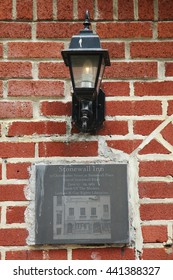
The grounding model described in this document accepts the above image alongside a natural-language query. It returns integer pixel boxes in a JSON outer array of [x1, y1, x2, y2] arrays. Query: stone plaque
[[35, 164, 129, 244]]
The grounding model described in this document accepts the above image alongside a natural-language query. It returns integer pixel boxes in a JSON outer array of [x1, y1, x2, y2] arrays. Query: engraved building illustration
[[53, 195, 111, 240]]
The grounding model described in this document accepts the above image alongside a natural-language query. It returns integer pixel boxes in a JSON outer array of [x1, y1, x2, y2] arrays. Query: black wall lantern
[[61, 11, 111, 133]]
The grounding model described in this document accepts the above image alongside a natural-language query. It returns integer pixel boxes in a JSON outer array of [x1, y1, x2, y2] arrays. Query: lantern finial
[[83, 10, 91, 30]]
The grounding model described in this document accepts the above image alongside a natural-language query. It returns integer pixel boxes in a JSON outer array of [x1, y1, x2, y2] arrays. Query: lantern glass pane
[[71, 55, 99, 88], [96, 58, 105, 93]]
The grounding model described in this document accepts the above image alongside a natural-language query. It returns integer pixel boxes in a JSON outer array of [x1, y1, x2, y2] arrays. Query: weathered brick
[[39, 62, 69, 79], [118, 0, 134, 20], [165, 62, 173, 76], [0, 81, 3, 97], [101, 42, 125, 59], [57, 0, 73, 20], [0, 0, 12, 20], [158, 0, 173, 20], [139, 161, 173, 177], [0, 143, 35, 158], [8, 42, 64, 59], [37, 0, 53, 20], [134, 81, 173, 96], [0, 22, 31, 39], [97, 0, 113, 20], [142, 226, 167, 243], [72, 248, 135, 260], [138, 0, 154, 20], [133, 120, 162, 136], [97, 121, 128, 136], [104, 62, 157, 79], [16, 0, 33, 20], [8, 121, 66, 136], [0, 43, 3, 57], [142, 248, 173, 260], [37, 22, 82, 38], [96, 22, 152, 39], [102, 82, 130, 96], [0, 229, 28, 246], [139, 139, 170, 154], [140, 204, 173, 220], [131, 42, 173, 58], [0, 164, 2, 180], [77, 0, 94, 20], [168, 100, 173, 115], [106, 101, 162, 116], [0, 62, 31, 78], [107, 140, 142, 154], [161, 123, 173, 146], [6, 162, 31, 179], [6, 206, 26, 224], [158, 22, 173, 38], [40, 101, 71, 117], [6, 249, 67, 260], [8, 81, 64, 97], [0, 101, 33, 119], [139, 182, 173, 199], [0, 185, 26, 201], [39, 141, 98, 157]]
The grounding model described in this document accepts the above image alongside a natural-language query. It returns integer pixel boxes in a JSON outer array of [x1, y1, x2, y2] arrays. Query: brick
[[140, 204, 173, 220], [168, 100, 173, 115], [0, 164, 2, 180], [165, 62, 173, 76], [0, 101, 33, 119], [0, 0, 12, 20], [97, 0, 113, 20], [97, 121, 128, 136], [40, 101, 71, 117], [8, 42, 64, 59], [8, 121, 66, 137], [37, 22, 82, 39], [39, 62, 69, 79], [133, 120, 162, 136], [101, 42, 125, 59], [39, 141, 98, 157], [0, 143, 35, 158], [131, 42, 173, 58], [0, 62, 31, 78], [104, 62, 157, 79], [0, 23, 31, 38], [161, 123, 173, 146], [6, 206, 26, 224], [16, 0, 33, 20], [0, 229, 27, 246], [6, 163, 31, 179], [139, 161, 173, 177], [134, 81, 173, 96], [107, 140, 142, 154], [102, 82, 130, 96], [158, 0, 173, 20], [139, 182, 173, 199], [96, 22, 152, 39], [8, 81, 64, 97], [158, 22, 173, 38], [0, 185, 26, 201], [138, 0, 154, 20], [77, 0, 94, 20], [142, 226, 167, 243], [37, 0, 53, 20], [106, 101, 162, 116], [57, 0, 73, 20], [142, 248, 173, 260], [118, 0, 134, 20], [6, 249, 67, 260], [139, 139, 170, 154], [72, 248, 135, 260]]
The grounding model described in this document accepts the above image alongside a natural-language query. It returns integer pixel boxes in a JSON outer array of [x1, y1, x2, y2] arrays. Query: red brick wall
[[0, 0, 173, 260]]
